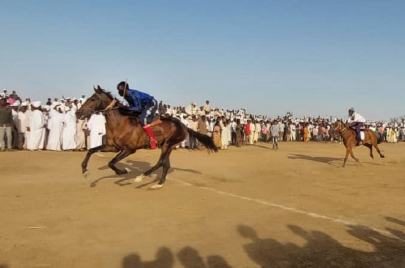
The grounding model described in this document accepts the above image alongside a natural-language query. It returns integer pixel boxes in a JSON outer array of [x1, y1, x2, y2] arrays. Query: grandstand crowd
[[0, 89, 404, 152]]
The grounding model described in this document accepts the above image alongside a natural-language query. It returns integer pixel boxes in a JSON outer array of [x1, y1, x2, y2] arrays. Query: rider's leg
[[141, 103, 158, 149]]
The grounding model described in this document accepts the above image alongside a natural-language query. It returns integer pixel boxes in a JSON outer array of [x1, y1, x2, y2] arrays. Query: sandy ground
[[0, 141, 405, 268]]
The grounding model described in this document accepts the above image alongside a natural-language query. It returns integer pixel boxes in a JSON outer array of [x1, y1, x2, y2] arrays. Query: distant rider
[[347, 108, 365, 141]]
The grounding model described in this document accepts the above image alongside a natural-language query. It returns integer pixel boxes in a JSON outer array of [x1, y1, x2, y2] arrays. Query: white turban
[[31, 101, 41, 108]]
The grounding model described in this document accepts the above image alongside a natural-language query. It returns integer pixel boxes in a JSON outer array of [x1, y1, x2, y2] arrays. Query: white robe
[[249, 123, 255, 144], [46, 110, 64, 151], [24, 110, 32, 149], [17, 111, 28, 148], [75, 119, 86, 149], [221, 125, 230, 149], [27, 110, 45, 150], [87, 114, 106, 149], [180, 117, 190, 148], [40, 112, 49, 149], [62, 111, 77, 150]]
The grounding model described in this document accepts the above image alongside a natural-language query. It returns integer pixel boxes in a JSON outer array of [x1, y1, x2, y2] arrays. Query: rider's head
[[117, 81, 129, 97], [348, 108, 355, 116]]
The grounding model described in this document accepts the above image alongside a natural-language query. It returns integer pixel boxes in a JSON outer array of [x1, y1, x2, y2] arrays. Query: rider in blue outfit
[[117, 81, 158, 149]]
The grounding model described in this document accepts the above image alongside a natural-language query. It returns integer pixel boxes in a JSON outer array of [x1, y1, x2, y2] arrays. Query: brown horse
[[331, 120, 384, 167], [75, 86, 217, 189]]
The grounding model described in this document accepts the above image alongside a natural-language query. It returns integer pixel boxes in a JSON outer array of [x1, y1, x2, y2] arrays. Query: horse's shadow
[[252, 144, 272, 150], [91, 160, 201, 188], [288, 154, 342, 166]]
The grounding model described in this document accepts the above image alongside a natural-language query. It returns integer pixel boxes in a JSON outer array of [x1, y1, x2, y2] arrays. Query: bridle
[[332, 120, 347, 135], [94, 92, 118, 113], [79, 92, 118, 119]]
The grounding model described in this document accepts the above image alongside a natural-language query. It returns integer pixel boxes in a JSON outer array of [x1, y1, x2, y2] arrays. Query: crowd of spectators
[[0, 88, 404, 152]]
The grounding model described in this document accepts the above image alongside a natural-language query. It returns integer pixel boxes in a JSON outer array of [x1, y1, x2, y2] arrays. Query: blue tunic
[[124, 89, 154, 112]]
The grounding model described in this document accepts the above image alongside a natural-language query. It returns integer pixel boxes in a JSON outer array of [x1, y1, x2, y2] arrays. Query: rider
[[117, 81, 158, 149], [347, 108, 366, 141]]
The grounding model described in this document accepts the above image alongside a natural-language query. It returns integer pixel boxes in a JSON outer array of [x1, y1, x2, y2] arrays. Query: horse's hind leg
[[374, 144, 385, 158], [134, 143, 171, 183], [151, 148, 173, 190], [134, 158, 163, 183], [364, 144, 373, 159], [108, 148, 135, 175]]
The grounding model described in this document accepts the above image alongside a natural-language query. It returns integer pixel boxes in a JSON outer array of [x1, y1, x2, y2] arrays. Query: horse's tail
[[187, 128, 218, 153]]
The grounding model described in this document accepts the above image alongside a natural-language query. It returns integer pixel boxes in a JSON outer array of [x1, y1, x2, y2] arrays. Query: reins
[[332, 121, 347, 136], [92, 93, 119, 115]]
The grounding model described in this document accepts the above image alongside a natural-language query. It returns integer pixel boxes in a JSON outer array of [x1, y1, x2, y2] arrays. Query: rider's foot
[[150, 139, 157, 149]]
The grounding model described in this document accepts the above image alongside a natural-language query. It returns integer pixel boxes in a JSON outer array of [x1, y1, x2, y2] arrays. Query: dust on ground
[[1, 142, 405, 268]]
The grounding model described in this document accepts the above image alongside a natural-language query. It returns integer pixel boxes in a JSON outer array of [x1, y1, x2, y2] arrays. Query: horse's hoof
[[83, 170, 89, 177], [134, 175, 145, 183], [125, 167, 131, 173], [150, 184, 163, 190]]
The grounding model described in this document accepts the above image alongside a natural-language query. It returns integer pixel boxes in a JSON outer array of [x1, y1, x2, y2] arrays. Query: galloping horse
[[76, 86, 217, 189], [331, 119, 384, 167]]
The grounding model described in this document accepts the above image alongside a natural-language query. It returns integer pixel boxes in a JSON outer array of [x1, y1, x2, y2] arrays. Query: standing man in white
[[27, 101, 45, 151]]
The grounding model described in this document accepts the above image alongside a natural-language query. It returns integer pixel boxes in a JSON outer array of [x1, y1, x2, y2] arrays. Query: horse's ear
[[94, 85, 101, 93], [93, 86, 97, 93]]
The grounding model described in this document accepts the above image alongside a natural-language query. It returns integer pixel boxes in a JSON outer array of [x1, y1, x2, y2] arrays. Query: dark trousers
[[351, 122, 364, 140], [231, 132, 236, 145], [189, 136, 196, 149], [272, 136, 278, 149]]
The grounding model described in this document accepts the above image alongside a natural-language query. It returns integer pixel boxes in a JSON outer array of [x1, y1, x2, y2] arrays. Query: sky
[[1, 0, 404, 121]]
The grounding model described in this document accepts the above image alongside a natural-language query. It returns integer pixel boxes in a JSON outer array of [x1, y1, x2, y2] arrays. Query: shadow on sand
[[90, 160, 201, 188], [120, 217, 405, 267], [288, 154, 342, 166], [238, 217, 405, 268], [122, 246, 231, 268]]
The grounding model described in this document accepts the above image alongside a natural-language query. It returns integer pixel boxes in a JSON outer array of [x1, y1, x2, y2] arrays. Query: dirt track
[[1, 142, 405, 268]]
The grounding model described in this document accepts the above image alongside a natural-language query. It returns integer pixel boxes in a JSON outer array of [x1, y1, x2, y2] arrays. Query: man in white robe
[[254, 121, 260, 142], [27, 101, 45, 151], [221, 120, 230, 150], [290, 123, 296, 141], [87, 112, 106, 149], [62, 107, 77, 150], [46, 106, 64, 151], [249, 121, 255, 145], [40, 106, 50, 149], [180, 114, 190, 148]]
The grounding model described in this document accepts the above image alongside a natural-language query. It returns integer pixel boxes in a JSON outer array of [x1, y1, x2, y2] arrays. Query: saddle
[[118, 107, 142, 116], [348, 127, 365, 141]]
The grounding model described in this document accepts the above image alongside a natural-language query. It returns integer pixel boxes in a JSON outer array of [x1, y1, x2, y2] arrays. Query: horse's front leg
[[108, 148, 135, 175], [82, 145, 104, 175], [342, 148, 350, 168], [82, 144, 118, 175], [349, 149, 362, 166]]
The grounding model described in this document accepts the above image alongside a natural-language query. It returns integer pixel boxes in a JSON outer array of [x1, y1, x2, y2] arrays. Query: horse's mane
[[98, 87, 124, 107]]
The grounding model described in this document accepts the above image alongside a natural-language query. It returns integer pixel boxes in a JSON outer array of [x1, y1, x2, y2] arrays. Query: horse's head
[[331, 119, 346, 133], [76, 85, 114, 119]]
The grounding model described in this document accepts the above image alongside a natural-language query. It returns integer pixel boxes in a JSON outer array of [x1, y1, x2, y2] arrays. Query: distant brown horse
[[331, 120, 384, 167], [76, 86, 217, 189]]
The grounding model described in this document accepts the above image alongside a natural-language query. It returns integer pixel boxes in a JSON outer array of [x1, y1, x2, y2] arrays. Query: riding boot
[[143, 125, 157, 149]]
